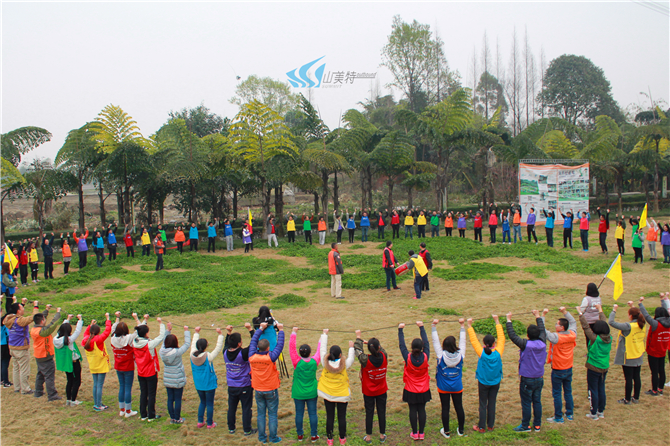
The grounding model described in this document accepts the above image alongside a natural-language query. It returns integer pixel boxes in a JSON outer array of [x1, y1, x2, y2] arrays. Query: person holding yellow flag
[[629, 217, 644, 264], [608, 301, 646, 405]]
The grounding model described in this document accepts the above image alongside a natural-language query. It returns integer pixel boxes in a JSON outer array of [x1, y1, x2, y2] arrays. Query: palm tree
[[370, 131, 415, 208], [634, 108, 670, 212], [1, 159, 26, 243]]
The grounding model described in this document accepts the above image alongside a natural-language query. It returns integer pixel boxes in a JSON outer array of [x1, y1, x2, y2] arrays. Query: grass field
[[1, 224, 669, 446]]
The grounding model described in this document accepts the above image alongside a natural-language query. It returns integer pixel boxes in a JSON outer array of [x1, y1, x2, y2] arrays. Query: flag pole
[[598, 253, 620, 289]]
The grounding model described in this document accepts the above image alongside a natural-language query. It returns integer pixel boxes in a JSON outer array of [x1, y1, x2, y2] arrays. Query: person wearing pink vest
[[132, 318, 167, 421], [398, 321, 431, 441], [579, 211, 591, 252]]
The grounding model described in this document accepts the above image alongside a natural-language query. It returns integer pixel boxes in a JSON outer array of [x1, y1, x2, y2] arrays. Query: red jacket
[[598, 219, 609, 233], [135, 343, 160, 377], [123, 233, 134, 247], [19, 250, 28, 265], [647, 324, 670, 358], [113, 344, 135, 372]]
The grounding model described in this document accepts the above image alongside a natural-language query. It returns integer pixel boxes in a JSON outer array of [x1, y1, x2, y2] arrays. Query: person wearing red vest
[[377, 210, 388, 240], [382, 241, 399, 292], [398, 321, 431, 441], [17, 241, 29, 286], [132, 318, 167, 421], [123, 225, 135, 257], [638, 297, 670, 395], [596, 208, 610, 253], [355, 330, 388, 444], [646, 218, 659, 260], [542, 307, 577, 423], [31, 305, 62, 401], [488, 210, 498, 244], [391, 210, 400, 239], [268, 214, 280, 248], [328, 244, 344, 299], [470, 210, 484, 242], [154, 236, 164, 271], [111, 312, 146, 417]]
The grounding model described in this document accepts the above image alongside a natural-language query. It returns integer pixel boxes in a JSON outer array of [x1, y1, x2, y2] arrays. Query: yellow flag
[[638, 204, 647, 229], [248, 208, 253, 228], [3, 243, 18, 272], [604, 254, 624, 301]]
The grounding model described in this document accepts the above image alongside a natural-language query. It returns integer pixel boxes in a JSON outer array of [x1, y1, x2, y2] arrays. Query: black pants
[[208, 237, 216, 252], [155, 254, 163, 271], [176, 242, 183, 253], [489, 225, 497, 243], [1, 344, 10, 384], [126, 245, 134, 257], [78, 251, 87, 268], [474, 227, 482, 242], [408, 402, 427, 434], [336, 229, 342, 243], [44, 256, 54, 279], [563, 229, 572, 248], [30, 262, 39, 280], [527, 225, 538, 243], [139, 374, 158, 419], [305, 230, 312, 244], [378, 226, 385, 239], [288, 231, 296, 243], [417, 225, 425, 238], [65, 360, 81, 401], [421, 274, 429, 291], [392, 224, 400, 239], [546, 228, 554, 247], [19, 264, 28, 285], [431, 225, 439, 237], [348, 229, 355, 243], [142, 245, 151, 256], [617, 239, 625, 255], [440, 392, 464, 434], [580, 229, 589, 250], [190, 239, 198, 251], [633, 247, 643, 263], [622, 365, 641, 401], [108, 244, 117, 260], [477, 382, 500, 429], [446, 228, 452, 237], [648, 355, 666, 392], [244, 243, 250, 253], [64, 261, 70, 275], [227, 385, 253, 432], [363, 393, 387, 436], [458, 229, 465, 238], [324, 400, 347, 440], [599, 233, 608, 252]]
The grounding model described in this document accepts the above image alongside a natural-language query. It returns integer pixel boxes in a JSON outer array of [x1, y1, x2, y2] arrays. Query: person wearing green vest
[[290, 327, 328, 442], [577, 304, 611, 420], [630, 219, 644, 263], [156, 224, 168, 254], [430, 211, 441, 237], [302, 214, 313, 245], [54, 314, 84, 407]]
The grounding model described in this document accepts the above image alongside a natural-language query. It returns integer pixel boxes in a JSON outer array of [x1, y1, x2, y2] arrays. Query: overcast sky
[[3, 1, 668, 164]]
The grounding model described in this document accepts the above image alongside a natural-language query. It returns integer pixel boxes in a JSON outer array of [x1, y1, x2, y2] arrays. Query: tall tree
[[23, 159, 76, 231], [1, 159, 26, 243], [1, 126, 52, 167], [633, 108, 670, 212], [168, 104, 227, 138], [475, 72, 507, 122], [370, 131, 415, 208], [230, 75, 299, 117]]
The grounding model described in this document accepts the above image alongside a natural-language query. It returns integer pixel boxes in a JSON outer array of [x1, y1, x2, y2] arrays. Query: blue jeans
[[92, 373, 106, 407], [513, 226, 522, 243], [385, 268, 397, 290], [405, 226, 413, 239], [502, 230, 510, 243], [116, 370, 134, 409], [197, 389, 216, 425], [587, 369, 607, 415], [294, 397, 318, 437], [256, 389, 280, 443], [519, 376, 543, 428], [580, 229, 589, 250], [413, 275, 424, 299], [551, 368, 573, 419], [664, 245, 670, 263], [361, 227, 369, 242], [167, 387, 184, 420]]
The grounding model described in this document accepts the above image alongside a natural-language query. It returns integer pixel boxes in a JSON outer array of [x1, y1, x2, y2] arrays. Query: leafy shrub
[[471, 317, 526, 339], [518, 279, 536, 284], [349, 244, 366, 250], [104, 282, 129, 290], [426, 307, 460, 316], [266, 293, 308, 309]]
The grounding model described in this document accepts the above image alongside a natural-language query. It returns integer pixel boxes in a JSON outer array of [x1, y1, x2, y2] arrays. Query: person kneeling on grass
[[576, 303, 611, 421], [292, 327, 327, 443], [191, 327, 225, 429], [159, 325, 191, 424], [542, 307, 577, 423], [507, 310, 546, 433], [54, 314, 83, 407], [133, 317, 167, 422]]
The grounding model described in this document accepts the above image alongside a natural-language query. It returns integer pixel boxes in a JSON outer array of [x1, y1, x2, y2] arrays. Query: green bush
[[104, 282, 129, 290], [518, 279, 536, 284], [266, 293, 308, 309], [471, 317, 526, 339], [426, 307, 460, 316]]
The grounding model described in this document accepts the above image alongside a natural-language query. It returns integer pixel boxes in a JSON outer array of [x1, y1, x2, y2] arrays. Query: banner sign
[[518, 163, 590, 225]]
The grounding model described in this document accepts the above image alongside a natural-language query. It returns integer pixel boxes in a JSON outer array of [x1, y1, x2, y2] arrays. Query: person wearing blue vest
[[224, 322, 257, 436], [431, 318, 466, 439], [507, 310, 547, 433], [346, 210, 357, 243], [106, 224, 118, 261], [190, 326, 225, 429], [92, 229, 105, 267], [360, 212, 371, 242], [542, 208, 555, 247], [189, 223, 199, 252], [223, 218, 234, 251], [501, 211, 511, 244], [207, 219, 218, 253], [1, 312, 11, 387], [560, 208, 574, 248]]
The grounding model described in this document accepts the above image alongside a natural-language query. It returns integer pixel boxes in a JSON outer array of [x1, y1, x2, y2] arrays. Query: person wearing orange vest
[[542, 307, 577, 423], [638, 296, 670, 396], [355, 330, 388, 444], [317, 216, 328, 245], [83, 314, 112, 411], [511, 203, 523, 243], [31, 305, 62, 401], [133, 317, 167, 421], [382, 241, 399, 292], [174, 226, 186, 253], [60, 233, 72, 275], [249, 321, 285, 444], [646, 218, 659, 260], [609, 302, 646, 404], [328, 243, 344, 299], [443, 212, 453, 237], [398, 321, 431, 441]]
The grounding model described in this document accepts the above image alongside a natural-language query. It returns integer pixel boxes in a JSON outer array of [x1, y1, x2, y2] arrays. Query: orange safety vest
[[62, 244, 72, 257], [318, 221, 327, 231], [31, 326, 55, 359], [444, 217, 453, 228], [249, 353, 280, 391], [174, 231, 185, 242], [546, 331, 577, 371]]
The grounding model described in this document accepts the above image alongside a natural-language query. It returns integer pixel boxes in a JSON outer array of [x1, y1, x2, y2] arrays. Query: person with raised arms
[[54, 313, 84, 406], [576, 303, 611, 421], [82, 312, 112, 411], [398, 321, 431, 441], [608, 301, 645, 405], [191, 326, 225, 429], [318, 336, 355, 446], [159, 324, 191, 424], [111, 312, 146, 418], [133, 316, 167, 421], [224, 322, 257, 436], [542, 307, 577, 423], [3, 298, 41, 394], [355, 329, 387, 444], [31, 303, 62, 400], [637, 295, 670, 396]]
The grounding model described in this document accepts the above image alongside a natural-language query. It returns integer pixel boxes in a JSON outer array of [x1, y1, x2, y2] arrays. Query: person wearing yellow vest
[[614, 216, 626, 256], [542, 307, 577, 423], [609, 302, 646, 404], [318, 339, 355, 446], [249, 322, 285, 444], [31, 305, 62, 401], [28, 241, 39, 283], [577, 304, 611, 420], [82, 314, 112, 411], [405, 250, 428, 300], [140, 226, 152, 256], [54, 314, 84, 406], [133, 318, 167, 421], [416, 210, 427, 238], [398, 321, 431, 441], [286, 213, 297, 244], [404, 211, 415, 240]]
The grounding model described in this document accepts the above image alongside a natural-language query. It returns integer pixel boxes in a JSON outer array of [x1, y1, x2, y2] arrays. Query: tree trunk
[[159, 197, 165, 224], [98, 183, 107, 226], [360, 170, 367, 210], [275, 185, 285, 237], [190, 182, 197, 224], [388, 179, 394, 209], [146, 192, 153, 226], [77, 177, 85, 229], [313, 191, 320, 215], [367, 167, 373, 211], [654, 141, 660, 212], [333, 171, 340, 211], [321, 171, 329, 228], [604, 180, 610, 208], [407, 187, 413, 208], [123, 156, 131, 226], [261, 177, 270, 223], [233, 185, 238, 219], [117, 189, 124, 226]]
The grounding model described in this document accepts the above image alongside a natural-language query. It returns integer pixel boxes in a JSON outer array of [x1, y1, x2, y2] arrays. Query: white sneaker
[[585, 413, 599, 421], [119, 410, 126, 417], [125, 410, 138, 418], [665, 382, 670, 387], [597, 411, 604, 419], [71, 400, 82, 406]]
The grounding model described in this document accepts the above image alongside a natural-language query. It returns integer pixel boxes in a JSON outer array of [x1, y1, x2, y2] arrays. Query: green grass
[[103, 282, 129, 290], [265, 293, 308, 309], [471, 317, 527, 339], [432, 262, 517, 281], [426, 307, 461, 316], [518, 279, 536, 284]]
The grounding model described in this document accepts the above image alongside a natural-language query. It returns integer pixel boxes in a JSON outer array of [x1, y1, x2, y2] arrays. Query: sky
[[2, 1, 669, 164]]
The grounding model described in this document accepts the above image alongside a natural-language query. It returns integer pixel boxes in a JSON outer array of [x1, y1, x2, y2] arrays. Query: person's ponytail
[[195, 338, 208, 357], [629, 307, 645, 329], [483, 334, 495, 355], [367, 338, 381, 357], [84, 324, 100, 351]]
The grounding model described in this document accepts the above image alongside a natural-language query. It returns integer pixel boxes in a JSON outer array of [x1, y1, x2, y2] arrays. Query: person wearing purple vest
[[526, 208, 538, 244], [224, 323, 258, 436], [3, 299, 41, 394], [507, 310, 547, 433], [73, 228, 89, 269]]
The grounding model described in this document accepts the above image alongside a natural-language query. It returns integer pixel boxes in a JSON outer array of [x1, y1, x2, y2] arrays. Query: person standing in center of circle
[[328, 243, 344, 300]]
